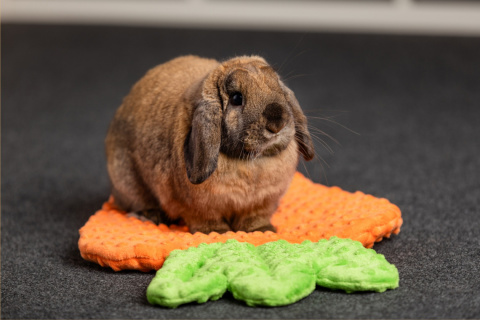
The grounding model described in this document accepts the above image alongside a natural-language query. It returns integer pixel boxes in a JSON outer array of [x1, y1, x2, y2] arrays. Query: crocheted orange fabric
[[78, 173, 402, 272]]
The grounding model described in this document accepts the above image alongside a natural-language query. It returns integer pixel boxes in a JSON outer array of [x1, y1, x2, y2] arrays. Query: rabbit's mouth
[[220, 137, 289, 160], [241, 125, 295, 159], [259, 132, 294, 157], [220, 119, 295, 160]]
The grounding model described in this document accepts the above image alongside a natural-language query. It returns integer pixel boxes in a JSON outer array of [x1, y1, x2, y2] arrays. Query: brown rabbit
[[105, 55, 314, 234]]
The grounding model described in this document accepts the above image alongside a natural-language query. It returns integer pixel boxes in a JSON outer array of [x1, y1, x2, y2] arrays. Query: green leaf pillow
[[147, 237, 399, 307]]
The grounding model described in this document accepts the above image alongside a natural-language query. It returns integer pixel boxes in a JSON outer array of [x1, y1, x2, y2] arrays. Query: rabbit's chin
[[238, 138, 292, 160]]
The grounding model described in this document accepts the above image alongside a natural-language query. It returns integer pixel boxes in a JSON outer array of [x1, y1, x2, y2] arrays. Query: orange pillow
[[79, 173, 402, 272]]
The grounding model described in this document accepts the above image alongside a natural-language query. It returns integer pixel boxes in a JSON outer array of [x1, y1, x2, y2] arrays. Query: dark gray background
[[2, 24, 479, 318]]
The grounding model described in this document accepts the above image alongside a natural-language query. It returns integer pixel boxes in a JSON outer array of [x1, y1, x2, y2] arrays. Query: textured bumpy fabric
[[146, 238, 399, 308], [78, 172, 402, 271]]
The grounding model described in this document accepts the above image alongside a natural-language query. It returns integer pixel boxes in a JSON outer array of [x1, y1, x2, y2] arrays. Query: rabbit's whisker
[[295, 134, 330, 185], [282, 73, 311, 82], [307, 125, 340, 147], [275, 36, 306, 74], [306, 115, 359, 136], [308, 132, 334, 155]]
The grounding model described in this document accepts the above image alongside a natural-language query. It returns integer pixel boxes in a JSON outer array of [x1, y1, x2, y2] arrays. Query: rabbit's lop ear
[[184, 78, 223, 184], [281, 81, 315, 161]]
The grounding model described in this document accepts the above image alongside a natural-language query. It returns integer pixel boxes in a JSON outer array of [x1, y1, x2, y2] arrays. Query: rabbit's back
[[105, 56, 219, 212]]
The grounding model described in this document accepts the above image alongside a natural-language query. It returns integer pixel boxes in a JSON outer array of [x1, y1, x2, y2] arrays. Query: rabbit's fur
[[106, 55, 314, 234]]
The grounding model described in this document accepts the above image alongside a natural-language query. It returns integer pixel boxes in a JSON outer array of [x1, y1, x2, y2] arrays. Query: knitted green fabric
[[146, 237, 399, 308]]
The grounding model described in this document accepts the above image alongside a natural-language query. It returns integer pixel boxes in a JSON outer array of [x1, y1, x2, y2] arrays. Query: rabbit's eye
[[230, 92, 243, 106]]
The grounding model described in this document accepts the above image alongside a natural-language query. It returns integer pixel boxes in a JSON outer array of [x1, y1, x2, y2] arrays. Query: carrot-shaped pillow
[[79, 173, 403, 272]]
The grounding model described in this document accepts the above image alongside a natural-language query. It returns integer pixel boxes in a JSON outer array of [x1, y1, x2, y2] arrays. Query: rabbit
[[105, 55, 314, 234]]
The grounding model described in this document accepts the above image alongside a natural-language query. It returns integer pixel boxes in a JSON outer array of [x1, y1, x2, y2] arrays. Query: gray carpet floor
[[2, 24, 479, 318]]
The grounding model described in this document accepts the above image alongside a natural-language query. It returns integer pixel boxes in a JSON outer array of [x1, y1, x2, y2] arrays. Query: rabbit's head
[[185, 56, 314, 184]]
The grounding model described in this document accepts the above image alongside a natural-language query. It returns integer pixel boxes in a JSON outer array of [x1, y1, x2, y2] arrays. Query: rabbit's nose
[[266, 120, 286, 134], [264, 103, 287, 134]]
